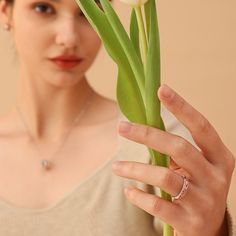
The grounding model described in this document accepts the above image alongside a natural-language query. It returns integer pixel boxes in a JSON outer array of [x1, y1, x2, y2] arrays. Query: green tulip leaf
[[116, 65, 146, 124], [144, 0, 151, 42], [75, 0, 146, 123], [130, 9, 142, 61], [74, 0, 173, 234], [99, 0, 146, 100]]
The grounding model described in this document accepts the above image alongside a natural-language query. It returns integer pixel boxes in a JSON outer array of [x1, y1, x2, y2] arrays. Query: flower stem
[[163, 223, 174, 236], [134, 6, 148, 74]]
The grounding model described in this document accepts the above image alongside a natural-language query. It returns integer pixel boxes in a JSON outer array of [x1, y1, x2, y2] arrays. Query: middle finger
[[118, 121, 211, 181]]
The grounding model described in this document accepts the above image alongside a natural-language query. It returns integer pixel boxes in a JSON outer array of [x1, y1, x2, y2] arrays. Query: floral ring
[[172, 174, 190, 201]]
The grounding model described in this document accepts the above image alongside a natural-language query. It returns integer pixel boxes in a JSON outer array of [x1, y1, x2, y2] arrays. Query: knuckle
[[176, 96, 185, 111], [174, 138, 192, 156], [209, 171, 229, 196], [161, 170, 175, 187], [126, 162, 137, 175], [196, 116, 212, 134], [152, 197, 162, 215], [217, 175, 228, 191], [191, 215, 205, 230], [209, 169, 228, 195], [143, 126, 150, 142], [205, 196, 216, 212], [205, 168, 228, 195], [198, 194, 215, 216], [143, 126, 156, 145], [143, 126, 152, 140], [226, 152, 235, 173], [199, 193, 214, 211], [130, 124, 138, 135], [218, 149, 235, 178], [219, 170, 228, 184]]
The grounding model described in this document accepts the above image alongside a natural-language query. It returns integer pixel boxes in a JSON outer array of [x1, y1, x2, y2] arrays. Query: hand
[[112, 84, 235, 236]]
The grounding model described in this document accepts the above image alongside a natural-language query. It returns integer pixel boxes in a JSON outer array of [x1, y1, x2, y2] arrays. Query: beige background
[[0, 0, 235, 223]]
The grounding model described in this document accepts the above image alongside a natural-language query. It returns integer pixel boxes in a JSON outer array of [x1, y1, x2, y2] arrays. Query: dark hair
[[1, 0, 13, 7], [4, 0, 112, 5], [4, 0, 14, 4]]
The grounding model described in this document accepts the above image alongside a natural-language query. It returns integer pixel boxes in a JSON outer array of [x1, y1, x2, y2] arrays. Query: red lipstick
[[50, 55, 83, 70]]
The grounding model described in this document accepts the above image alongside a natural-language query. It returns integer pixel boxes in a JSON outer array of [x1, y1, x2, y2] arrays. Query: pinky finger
[[124, 186, 184, 229]]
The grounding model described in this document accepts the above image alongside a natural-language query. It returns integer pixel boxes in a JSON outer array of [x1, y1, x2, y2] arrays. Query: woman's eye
[[32, 2, 92, 21], [33, 3, 54, 14]]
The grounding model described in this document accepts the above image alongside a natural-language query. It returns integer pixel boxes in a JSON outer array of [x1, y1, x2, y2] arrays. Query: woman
[[0, 0, 235, 235]]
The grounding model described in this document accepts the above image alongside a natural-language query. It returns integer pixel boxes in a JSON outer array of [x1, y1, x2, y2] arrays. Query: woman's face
[[8, 0, 102, 87]]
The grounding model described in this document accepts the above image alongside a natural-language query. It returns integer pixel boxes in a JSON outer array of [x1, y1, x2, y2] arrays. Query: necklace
[[15, 90, 94, 171]]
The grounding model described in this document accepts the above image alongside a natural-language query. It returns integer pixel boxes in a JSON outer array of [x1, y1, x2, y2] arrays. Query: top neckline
[[0, 109, 127, 214]]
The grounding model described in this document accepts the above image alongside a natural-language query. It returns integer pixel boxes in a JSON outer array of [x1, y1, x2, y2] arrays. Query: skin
[[0, 0, 119, 209], [0, 0, 109, 143], [0, 0, 235, 235], [113, 84, 235, 236]]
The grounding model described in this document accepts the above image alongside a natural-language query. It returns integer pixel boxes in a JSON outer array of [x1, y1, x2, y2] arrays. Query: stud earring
[[4, 23, 10, 31]]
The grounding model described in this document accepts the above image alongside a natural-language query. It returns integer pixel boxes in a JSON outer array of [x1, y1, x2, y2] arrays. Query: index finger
[[158, 84, 225, 166]]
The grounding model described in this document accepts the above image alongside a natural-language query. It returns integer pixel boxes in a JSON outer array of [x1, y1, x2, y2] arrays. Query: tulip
[[75, 0, 174, 235], [119, 0, 148, 7]]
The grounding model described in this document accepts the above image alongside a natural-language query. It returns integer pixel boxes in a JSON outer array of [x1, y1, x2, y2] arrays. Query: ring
[[172, 174, 190, 201]]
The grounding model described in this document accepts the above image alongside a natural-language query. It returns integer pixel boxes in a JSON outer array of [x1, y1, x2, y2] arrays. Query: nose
[[55, 16, 79, 49]]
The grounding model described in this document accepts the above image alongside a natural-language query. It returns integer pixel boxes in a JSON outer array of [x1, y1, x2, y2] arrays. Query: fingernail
[[124, 186, 134, 196], [119, 121, 132, 133], [124, 187, 130, 195], [161, 84, 173, 99], [112, 161, 123, 170]]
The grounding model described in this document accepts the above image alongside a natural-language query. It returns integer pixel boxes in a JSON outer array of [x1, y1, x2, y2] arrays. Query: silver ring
[[172, 175, 189, 201]]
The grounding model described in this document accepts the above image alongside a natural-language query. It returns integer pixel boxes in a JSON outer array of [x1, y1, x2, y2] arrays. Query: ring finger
[[112, 160, 190, 198]]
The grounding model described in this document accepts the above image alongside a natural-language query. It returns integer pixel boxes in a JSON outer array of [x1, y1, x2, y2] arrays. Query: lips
[[50, 57, 83, 70]]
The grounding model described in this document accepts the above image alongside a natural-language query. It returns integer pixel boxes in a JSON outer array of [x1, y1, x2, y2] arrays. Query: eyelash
[[33, 3, 86, 18]]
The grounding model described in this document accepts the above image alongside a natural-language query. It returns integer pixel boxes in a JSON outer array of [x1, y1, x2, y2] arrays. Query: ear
[[0, 0, 13, 27]]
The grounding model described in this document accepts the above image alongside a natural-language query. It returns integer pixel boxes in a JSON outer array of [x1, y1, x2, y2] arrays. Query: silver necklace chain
[[15, 90, 94, 171]]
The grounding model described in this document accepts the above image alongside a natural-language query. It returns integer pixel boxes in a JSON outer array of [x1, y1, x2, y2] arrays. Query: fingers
[[112, 161, 186, 197], [123, 185, 185, 229], [158, 84, 226, 166], [118, 121, 210, 181]]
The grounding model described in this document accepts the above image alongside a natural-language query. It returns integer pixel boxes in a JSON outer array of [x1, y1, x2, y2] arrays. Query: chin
[[46, 76, 83, 88]]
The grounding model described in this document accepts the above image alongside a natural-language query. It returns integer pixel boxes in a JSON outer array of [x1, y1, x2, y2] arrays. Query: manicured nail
[[119, 121, 132, 133], [161, 84, 173, 99]]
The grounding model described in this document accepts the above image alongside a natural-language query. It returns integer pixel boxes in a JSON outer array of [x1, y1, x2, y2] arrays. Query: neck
[[14, 74, 96, 143]]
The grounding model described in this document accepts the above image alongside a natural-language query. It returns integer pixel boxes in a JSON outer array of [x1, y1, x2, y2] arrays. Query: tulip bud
[[119, 0, 148, 7]]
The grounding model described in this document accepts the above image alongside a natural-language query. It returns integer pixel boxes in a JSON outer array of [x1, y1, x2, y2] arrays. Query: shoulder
[[0, 107, 22, 140], [88, 93, 119, 124]]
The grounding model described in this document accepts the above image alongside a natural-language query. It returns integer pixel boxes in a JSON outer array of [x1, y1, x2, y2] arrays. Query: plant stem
[[163, 223, 174, 236], [149, 150, 174, 236], [134, 7, 148, 74]]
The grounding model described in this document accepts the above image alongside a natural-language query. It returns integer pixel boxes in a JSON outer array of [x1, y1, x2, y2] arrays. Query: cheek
[[82, 27, 101, 59], [12, 19, 44, 65]]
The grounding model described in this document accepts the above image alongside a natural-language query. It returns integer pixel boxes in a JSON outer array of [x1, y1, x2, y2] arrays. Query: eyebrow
[[48, 0, 60, 2]]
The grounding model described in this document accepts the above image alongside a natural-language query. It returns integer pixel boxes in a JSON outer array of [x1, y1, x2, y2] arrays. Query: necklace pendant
[[41, 160, 52, 170]]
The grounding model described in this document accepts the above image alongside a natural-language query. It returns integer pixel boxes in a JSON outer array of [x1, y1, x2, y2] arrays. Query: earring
[[4, 23, 10, 31]]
